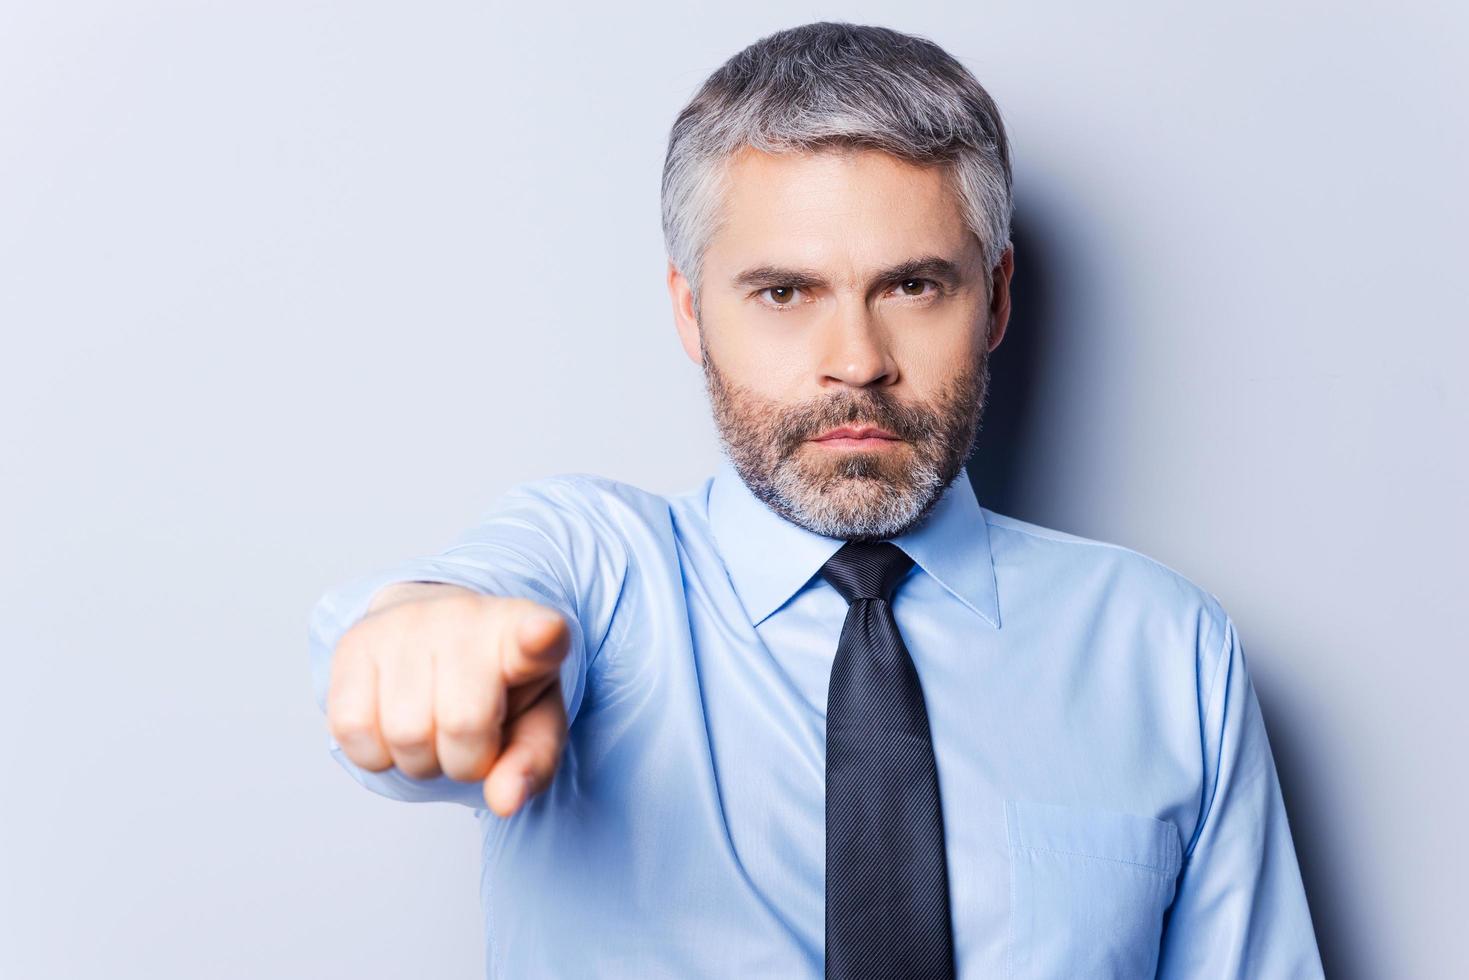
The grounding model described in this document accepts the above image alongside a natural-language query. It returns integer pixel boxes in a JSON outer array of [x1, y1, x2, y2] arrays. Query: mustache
[[772, 391, 935, 446]]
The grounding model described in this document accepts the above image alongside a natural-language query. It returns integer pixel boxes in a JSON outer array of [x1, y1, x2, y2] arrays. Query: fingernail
[[518, 772, 536, 809]]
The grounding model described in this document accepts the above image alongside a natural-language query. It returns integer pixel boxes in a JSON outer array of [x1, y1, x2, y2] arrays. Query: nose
[[816, 301, 898, 389]]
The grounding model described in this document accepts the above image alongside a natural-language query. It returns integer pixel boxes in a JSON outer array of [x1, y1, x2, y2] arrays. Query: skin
[[328, 585, 572, 817], [328, 144, 1016, 819], [668, 145, 1014, 540]]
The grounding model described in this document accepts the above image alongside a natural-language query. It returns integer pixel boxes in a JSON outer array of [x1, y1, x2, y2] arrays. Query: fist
[[326, 588, 571, 817]]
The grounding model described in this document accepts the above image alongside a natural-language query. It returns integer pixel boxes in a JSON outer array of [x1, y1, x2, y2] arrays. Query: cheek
[[731, 356, 808, 407], [704, 313, 812, 394], [890, 334, 975, 390]]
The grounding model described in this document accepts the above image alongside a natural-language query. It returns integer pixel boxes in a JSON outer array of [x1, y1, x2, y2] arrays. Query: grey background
[[2, 2, 1464, 977]]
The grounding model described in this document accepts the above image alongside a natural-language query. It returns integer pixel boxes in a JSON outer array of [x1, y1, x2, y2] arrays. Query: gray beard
[[700, 332, 990, 541]]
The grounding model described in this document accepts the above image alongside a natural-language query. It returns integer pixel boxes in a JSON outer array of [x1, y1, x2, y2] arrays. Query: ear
[[667, 260, 703, 366], [985, 245, 1015, 353]]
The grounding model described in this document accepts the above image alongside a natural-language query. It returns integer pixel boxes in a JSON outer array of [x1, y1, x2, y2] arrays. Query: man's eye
[[895, 278, 937, 298], [760, 286, 801, 307]]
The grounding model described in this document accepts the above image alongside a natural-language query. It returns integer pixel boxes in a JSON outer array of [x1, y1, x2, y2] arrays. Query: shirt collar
[[706, 456, 1001, 630]]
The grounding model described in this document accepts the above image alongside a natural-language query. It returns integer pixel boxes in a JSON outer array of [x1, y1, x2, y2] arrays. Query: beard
[[700, 330, 991, 542]]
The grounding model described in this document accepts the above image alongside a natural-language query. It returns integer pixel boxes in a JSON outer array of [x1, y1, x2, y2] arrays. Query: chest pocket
[[1004, 798, 1182, 980]]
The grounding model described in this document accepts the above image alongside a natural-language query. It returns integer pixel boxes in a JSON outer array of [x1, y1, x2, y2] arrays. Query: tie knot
[[820, 540, 915, 604]]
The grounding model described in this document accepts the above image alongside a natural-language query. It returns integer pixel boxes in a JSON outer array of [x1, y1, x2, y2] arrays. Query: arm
[[1155, 613, 1324, 977], [305, 476, 630, 810]]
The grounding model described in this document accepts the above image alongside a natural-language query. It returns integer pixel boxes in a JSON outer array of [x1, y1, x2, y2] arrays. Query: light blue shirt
[[307, 460, 1324, 978]]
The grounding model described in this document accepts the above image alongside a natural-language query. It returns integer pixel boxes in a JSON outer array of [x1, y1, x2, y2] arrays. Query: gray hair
[[661, 21, 1014, 319]]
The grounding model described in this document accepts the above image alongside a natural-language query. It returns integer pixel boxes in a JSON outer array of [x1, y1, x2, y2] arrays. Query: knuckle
[[343, 743, 390, 771], [327, 708, 375, 743], [440, 752, 494, 782], [397, 759, 441, 779], [380, 718, 434, 750], [437, 706, 493, 740]]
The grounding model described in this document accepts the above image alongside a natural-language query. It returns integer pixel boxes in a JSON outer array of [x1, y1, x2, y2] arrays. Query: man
[[308, 21, 1324, 979]]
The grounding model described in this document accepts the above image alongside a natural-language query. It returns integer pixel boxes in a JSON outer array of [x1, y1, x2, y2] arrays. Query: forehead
[[708, 145, 974, 267]]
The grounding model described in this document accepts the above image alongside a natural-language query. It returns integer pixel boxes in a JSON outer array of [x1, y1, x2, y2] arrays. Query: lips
[[811, 425, 901, 441]]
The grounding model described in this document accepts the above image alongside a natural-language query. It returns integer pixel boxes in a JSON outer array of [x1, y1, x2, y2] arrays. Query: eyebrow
[[730, 254, 966, 293]]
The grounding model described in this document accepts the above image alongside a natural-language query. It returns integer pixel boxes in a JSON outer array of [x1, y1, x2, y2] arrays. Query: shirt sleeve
[[1154, 612, 1325, 978], [305, 475, 630, 810]]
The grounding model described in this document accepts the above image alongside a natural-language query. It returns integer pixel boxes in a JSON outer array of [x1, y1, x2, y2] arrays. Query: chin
[[806, 445, 910, 480]]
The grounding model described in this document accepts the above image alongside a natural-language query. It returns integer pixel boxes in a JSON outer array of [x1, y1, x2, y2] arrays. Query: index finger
[[499, 603, 571, 688]]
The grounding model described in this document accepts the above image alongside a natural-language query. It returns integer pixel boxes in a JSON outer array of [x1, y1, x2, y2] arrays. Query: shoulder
[[507, 471, 674, 517], [500, 470, 658, 508], [982, 508, 1220, 604], [982, 507, 1232, 661], [491, 471, 680, 552]]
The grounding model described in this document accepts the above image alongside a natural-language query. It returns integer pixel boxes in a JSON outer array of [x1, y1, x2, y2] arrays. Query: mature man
[[309, 21, 1324, 978]]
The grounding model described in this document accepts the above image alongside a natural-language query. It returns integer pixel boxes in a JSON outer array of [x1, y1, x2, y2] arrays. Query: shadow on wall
[[966, 205, 1353, 978], [966, 212, 1051, 521], [1252, 661, 1357, 979]]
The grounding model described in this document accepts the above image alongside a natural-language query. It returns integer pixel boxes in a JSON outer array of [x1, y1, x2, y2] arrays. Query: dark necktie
[[821, 540, 956, 979]]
